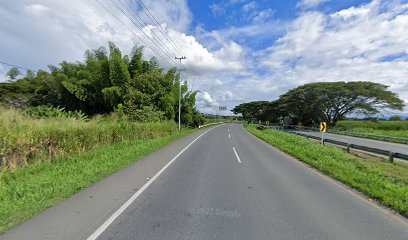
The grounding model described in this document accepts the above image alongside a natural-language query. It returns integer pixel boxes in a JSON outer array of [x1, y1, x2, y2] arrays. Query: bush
[[24, 106, 88, 121], [389, 115, 402, 121], [0, 107, 177, 170], [124, 103, 164, 123]]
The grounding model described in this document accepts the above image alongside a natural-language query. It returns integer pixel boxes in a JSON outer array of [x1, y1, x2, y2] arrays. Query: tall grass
[[336, 120, 408, 131], [0, 128, 197, 232], [0, 107, 179, 169], [335, 120, 408, 139]]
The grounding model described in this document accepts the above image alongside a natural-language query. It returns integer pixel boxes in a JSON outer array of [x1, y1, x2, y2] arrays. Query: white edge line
[[233, 147, 242, 163], [87, 127, 215, 240]]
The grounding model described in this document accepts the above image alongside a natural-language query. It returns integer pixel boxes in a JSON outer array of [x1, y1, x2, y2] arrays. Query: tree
[[278, 82, 404, 126], [389, 115, 401, 121], [0, 42, 204, 126], [6, 67, 21, 81], [231, 101, 271, 122], [26, 70, 35, 79]]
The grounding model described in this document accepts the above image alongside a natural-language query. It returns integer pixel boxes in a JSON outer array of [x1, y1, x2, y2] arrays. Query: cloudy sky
[[1, 0, 408, 115]]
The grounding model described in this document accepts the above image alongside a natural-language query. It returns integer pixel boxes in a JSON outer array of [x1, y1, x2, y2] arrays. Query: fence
[[289, 131, 408, 163], [262, 123, 408, 144], [198, 122, 227, 129]]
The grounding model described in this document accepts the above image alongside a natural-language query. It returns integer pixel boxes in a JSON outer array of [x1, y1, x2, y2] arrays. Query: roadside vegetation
[[0, 41, 204, 127], [0, 42, 208, 232], [0, 125, 197, 232], [0, 106, 183, 170], [245, 125, 408, 217], [335, 120, 408, 139]]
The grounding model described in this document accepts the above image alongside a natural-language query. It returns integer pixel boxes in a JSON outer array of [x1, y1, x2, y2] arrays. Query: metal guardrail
[[329, 129, 408, 144], [268, 124, 408, 144], [198, 122, 227, 129], [290, 131, 408, 163]]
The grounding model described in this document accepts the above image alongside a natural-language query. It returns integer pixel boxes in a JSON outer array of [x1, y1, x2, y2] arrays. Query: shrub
[[0, 107, 177, 170]]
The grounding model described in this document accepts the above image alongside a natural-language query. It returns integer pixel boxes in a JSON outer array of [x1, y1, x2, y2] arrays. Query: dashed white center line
[[229, 134, 231, 139], [228, 129, 229, 132], [233, 147, 242, 163]]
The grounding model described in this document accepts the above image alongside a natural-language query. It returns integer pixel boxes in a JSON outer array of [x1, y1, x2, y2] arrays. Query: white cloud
[[242, 1, 256, 12], [1, 0, 407, 115], [331, 6, 371, 20], [261, 0, 408, 111], [196, 91, 219, 113], [141, 0, 192, 32], [23, 3, 49, 16], [297, 0, 332, 8], [209, 3, 225, 17], [0, 0, 247, 114], [252, 9, 275, 23]]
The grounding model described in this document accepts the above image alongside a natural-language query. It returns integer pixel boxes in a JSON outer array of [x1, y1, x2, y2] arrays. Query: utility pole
[[175, 56, 186, 130]]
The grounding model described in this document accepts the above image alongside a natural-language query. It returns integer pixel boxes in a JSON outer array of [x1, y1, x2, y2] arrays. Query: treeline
[[232, 82, 404, 126], [0, 42, 204, 127]]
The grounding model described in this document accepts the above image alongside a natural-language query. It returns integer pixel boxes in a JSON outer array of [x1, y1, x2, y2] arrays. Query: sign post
[[320, 122, 327, 145]]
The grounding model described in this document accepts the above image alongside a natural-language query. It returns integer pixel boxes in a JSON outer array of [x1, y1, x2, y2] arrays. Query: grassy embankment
[[0, 108, 199, 232], [335, 120, 408, 144], [245, 124, 408, 217]]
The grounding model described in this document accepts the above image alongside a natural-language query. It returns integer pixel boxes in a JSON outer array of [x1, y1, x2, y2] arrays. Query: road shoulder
[[1, 127, 210, 240]]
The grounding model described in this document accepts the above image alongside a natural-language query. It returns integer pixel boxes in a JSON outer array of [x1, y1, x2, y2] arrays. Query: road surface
[[2, 123, 407, 240], [293, 130, 408, 155]]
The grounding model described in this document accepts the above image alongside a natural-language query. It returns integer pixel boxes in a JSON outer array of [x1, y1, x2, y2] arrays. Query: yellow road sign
[[320, 122, 327, 133]]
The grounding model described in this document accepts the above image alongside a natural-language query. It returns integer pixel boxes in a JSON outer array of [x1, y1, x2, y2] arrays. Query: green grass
[[336, 120, 408, 131], [335, 121, 408, 142], [245, 124, 408, 217], [0, 128, 198, 233], [0, 107, 180, 169]]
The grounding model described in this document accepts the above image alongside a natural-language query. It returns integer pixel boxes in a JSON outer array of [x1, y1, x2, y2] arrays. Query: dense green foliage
[[6, 67, 22, 81], [0, 42, 204, 127], [245, 125, 408, 217], [0, 127, 198, 232], [233, 82, 404, 126]]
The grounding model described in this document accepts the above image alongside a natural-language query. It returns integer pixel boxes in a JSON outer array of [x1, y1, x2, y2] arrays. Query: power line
[[120, 0, 182, 65], [97, 0, 218, 100], [116, 0, 177, 63], [95, 0, 174, 69], [135, 0, 214, 93], [107, 0, 177, 68], [137, 0, 185, 57], [120, 0, 204, 90], [0, 60, 37, 73]]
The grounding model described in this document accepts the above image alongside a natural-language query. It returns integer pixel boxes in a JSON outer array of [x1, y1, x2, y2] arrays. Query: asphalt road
[[293, 130, 408, 155], [3, 123, 407, 240]]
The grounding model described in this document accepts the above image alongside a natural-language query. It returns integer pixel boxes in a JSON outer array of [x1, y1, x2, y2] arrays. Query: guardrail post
[[388, 152, 394, 163], [346, 143, 351, 153]]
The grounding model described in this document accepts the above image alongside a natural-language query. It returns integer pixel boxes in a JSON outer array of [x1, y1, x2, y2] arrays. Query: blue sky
[[188, 0, 372, 50], [0, 0, 407, 115]]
